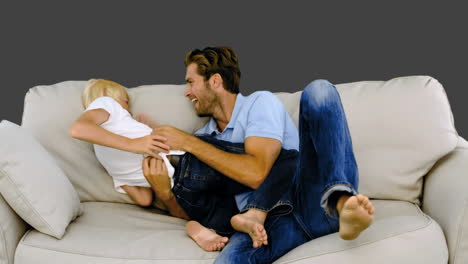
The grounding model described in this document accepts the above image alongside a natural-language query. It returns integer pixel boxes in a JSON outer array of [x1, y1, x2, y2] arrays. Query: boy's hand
[[136, 113, 159, 129], [129, 135, 170, 159], [143, 157, 172, 200]]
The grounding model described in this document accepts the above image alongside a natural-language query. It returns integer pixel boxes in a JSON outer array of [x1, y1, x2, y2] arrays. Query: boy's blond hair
[[82, 79, 130, 109]]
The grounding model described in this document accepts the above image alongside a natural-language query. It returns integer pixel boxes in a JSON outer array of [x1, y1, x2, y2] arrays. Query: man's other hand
[[152, 125, 192, 151]]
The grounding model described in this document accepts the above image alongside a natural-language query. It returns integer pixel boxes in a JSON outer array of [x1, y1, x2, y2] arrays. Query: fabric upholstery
[[0, 121, 82, 239], [14, 200, 447, 264], [21, 82, 207, 206], [423, 136, 468, 264], [22, 76, 458, 206], [334, 76, 457, 204], [0, 194, 28, 264]]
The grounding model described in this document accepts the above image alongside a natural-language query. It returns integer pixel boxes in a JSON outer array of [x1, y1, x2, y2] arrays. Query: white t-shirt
[[85, 96, 184, 194]]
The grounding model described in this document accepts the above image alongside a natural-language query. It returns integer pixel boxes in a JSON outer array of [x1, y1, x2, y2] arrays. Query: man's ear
[[210, 73, 223, 90]]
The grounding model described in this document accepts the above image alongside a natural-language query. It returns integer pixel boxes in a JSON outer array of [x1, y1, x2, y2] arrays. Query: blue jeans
[[215, 80, 359, 263], [172, 135, 299, 235]]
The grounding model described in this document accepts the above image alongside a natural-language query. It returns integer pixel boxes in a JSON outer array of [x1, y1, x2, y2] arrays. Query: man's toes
[[257, 224, 264, 233], [363, 201, 373, 210], [253, 241, 259, 248], [360, 195, 369, 204], [362, 197, 369, 205], [355, 194, 364, 202], [365, 202, 372, 210]]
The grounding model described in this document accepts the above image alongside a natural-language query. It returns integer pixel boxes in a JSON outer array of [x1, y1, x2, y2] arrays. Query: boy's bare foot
[[338, 194, 374, 240], [230, 209, 268, 248], [186, 221, 228, 251]]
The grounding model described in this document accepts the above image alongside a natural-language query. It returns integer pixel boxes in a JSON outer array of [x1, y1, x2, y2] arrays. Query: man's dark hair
[[185, 46, 241, 94]]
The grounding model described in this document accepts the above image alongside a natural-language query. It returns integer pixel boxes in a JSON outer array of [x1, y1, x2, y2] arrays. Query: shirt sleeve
[[85, 96, 119, 113], [85, 97, 121, 123], [245, 92, 286, 143]]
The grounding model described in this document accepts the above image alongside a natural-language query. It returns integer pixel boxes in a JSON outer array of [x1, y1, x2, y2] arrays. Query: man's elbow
[[248, 174, 268, 190]]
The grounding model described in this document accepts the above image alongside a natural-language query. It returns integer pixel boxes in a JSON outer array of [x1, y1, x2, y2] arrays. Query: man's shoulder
[[243, 91, 284, 111], [246, 91, 276, 100]]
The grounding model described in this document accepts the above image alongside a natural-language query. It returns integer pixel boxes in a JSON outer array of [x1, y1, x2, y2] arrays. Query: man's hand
[[142, 157, 172, 200], [152, 125, 192, 151], [130, 135, 170, 159]]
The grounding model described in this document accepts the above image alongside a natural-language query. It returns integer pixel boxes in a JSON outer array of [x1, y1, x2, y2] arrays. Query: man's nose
[[184, 86, 191, 98]]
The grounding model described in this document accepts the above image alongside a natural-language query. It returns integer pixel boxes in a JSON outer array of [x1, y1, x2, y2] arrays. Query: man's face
[[184, 63, 217, 117]]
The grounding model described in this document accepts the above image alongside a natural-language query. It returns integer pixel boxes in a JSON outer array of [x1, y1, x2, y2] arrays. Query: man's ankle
[[336, 194, 351, 215], [245, 208, 268, 221]]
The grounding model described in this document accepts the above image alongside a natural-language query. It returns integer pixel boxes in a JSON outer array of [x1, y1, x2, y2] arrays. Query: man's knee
[[301, 79, 337, 108], [214, 248, 243, 264]]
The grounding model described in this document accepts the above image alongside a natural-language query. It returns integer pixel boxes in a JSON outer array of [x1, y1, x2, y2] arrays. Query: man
[[145, 46, 374, 263]]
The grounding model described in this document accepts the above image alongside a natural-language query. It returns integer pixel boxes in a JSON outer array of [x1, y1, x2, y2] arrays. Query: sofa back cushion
[[21, 76, 458, 204], [276, 76, 458, 204], [21, 81, 207, 203]]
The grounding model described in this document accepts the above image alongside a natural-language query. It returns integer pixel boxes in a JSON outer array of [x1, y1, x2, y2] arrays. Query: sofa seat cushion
[[276, 200, 448, 264], [14, 200, 447, 264]]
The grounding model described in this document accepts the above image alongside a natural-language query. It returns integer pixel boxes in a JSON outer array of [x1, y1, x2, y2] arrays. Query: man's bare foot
[[186, 221, 228, 251], [230, 209, 268, 248], [338, 194, 374, 240]]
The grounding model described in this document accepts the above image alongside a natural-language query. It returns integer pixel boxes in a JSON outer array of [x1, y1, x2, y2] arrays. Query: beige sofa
[[1, 76, 467, 264]]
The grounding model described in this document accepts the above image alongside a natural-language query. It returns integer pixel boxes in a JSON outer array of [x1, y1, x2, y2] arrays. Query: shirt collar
[[206, 93, 245, 135]]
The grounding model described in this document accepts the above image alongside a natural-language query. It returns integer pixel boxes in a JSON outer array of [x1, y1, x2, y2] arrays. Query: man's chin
[[196, 113, 211, 118]]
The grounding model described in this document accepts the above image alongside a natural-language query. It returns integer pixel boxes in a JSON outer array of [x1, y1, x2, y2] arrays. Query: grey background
[[1, 1, 467, 136]]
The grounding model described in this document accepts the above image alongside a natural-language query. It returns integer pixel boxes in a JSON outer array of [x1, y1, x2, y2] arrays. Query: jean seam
[[292, 212, 313, 240], [321, 182, 357, 218], [242, 201, 292, 214], [322, 181, 357, 195]]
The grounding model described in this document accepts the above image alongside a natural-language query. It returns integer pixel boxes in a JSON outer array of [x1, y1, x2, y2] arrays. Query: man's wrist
[[183, 135, 198, 153], [157, 189, 174, 202]]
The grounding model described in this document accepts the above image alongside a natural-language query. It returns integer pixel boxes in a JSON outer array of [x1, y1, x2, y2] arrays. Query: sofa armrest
[[423, 136, 468, 264], [0, 193, 28, 264]]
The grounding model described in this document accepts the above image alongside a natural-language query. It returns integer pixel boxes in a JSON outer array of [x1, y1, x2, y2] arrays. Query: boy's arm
[[142, 157, 190, 220], [70, 109, 169, 159]]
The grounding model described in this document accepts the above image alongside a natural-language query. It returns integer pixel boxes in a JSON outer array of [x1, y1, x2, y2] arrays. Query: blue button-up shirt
[[195, 91, 299, 210], [195, 91, 299, 150]]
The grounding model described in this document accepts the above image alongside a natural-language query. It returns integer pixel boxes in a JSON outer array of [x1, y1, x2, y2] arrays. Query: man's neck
[[213, 93, 238, 132]]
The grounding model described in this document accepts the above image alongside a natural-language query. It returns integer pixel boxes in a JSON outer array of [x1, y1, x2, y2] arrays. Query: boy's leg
[[292, 79, 373, 240]]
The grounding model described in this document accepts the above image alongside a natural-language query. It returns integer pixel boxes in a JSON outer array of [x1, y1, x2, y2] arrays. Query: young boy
[[71, 79, 184, 206], [71, 79, 232, 251]]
